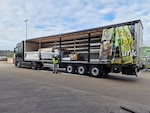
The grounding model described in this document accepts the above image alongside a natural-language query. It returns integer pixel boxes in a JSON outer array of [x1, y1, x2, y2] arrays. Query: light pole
[[24, 19, 28, 40]]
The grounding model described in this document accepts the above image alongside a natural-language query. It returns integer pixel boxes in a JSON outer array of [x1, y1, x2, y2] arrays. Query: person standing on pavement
[[52, 55, 59, 73]]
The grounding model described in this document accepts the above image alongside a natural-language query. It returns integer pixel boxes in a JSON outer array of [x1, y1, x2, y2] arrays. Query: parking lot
[[0, 61, 150, 113]]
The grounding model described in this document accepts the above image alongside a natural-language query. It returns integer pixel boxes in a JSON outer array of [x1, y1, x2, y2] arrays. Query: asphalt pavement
[[0, 61, 150, 113]]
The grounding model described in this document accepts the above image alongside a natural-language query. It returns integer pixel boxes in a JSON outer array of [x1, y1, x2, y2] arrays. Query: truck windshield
[[14, 45, 22, 54]]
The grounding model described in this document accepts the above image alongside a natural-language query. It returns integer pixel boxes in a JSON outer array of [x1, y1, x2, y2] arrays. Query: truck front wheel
[[89, 65, 103, 77], [66, 64, 75, 73], [17, 62, 21, 68]]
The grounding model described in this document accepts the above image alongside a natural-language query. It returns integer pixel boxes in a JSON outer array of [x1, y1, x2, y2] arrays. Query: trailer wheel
[[89, 65, 103, 77], [66, 64, 75, 73], [31, 62, 37, 70], [77, 65, 87, 75]]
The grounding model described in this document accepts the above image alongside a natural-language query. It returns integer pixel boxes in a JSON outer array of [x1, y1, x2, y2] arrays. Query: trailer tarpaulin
[[100, 25, 137, 65]]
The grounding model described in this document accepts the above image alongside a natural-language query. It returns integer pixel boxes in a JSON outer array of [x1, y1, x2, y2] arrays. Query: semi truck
[[14, 20, 144, 77]]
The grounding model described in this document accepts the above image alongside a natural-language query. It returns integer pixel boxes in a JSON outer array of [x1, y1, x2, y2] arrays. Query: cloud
[[0, 0, 150, 50]]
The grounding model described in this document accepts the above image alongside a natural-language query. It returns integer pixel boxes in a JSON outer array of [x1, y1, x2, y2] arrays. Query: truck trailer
[[14, 20, 144, 77]]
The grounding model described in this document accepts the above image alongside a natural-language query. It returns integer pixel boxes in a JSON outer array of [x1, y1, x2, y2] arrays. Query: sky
[[0, 0, 150, 50]]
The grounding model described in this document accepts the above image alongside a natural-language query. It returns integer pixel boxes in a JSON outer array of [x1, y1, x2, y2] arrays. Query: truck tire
[[77, 65, 87, 75], [89, 65, 103, 77], [112, 65, 121, 73], [17, 62, 21, 68], [31, 62, 37, 70], [66, 64, 75, 73]]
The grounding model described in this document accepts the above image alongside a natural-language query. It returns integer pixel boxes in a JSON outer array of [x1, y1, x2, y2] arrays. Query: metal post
[[59, 37, 62, 61], [88, 33, 91, 62], [24, 19, 28, 52], [39, 39, 41, 60], [24, 19, 28, 40]]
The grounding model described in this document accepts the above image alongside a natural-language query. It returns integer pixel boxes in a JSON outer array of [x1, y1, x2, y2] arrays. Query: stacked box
[[68, 54, 80, 60]]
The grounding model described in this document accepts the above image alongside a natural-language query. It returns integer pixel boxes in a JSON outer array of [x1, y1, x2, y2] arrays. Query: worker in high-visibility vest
[[52, 55, 59, 73]]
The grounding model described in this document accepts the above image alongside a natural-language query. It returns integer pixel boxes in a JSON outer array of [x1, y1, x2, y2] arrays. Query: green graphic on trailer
[[100, 28, 114, 62], [100, 25, 137, 64]]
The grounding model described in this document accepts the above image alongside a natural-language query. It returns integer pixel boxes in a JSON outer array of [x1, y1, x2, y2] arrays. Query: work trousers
[[53, 64, 58, 73]]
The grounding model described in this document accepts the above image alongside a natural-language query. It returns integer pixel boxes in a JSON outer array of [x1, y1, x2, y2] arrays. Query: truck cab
[[14, 41, 43, 69], [14, 42, 24, 67]]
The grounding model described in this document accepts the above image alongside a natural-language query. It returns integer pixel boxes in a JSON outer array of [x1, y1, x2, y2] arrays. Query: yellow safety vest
[[52, 58, 58, 64]]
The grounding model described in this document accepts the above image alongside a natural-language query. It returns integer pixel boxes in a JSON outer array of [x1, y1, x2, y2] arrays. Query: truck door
[[14, 42, 24, 65]]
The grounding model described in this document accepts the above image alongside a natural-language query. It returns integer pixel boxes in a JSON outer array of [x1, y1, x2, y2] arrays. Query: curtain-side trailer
[[14, 20, 144, 77]]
